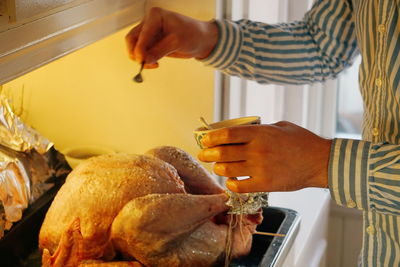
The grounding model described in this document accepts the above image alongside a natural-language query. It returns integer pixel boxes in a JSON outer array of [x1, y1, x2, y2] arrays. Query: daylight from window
[[336, 56, 363, 139]]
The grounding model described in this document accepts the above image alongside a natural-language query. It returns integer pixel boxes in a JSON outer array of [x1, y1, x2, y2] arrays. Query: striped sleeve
[[329, 139, 400, 216], [201, 0, 359, 85]]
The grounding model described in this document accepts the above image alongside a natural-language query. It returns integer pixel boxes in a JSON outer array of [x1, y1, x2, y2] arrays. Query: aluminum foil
[[0, 96, 52, 154], [0, 96, 70, 238], [226, 190, 269, 215]]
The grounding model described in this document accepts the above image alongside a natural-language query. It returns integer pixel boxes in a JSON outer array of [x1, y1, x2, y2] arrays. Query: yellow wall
[[3, 1, 216, 158]]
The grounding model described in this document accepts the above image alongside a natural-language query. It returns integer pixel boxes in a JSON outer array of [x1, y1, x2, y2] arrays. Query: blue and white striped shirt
[[202, 0, 400, 266]]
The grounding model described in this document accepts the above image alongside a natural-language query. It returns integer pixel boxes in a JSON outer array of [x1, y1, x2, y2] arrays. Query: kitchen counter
[[269, 188, 331, 267]]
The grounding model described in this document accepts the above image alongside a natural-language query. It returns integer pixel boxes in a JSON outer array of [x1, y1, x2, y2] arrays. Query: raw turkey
[[39, 146, 263, 267]]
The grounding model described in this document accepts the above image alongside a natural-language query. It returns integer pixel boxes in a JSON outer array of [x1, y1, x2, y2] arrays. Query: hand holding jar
[[197, 121, 332, 193]]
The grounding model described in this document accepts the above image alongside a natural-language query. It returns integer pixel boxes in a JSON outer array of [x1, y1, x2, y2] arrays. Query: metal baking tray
[[0, 178, 65, 267], [230, 207, 300, 267]]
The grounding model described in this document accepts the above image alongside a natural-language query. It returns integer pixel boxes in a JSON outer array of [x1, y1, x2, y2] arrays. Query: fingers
[[144, 62, 159, 69], [42, 249, 52, 267], [125, 23, 143, 61], [201, 125, 257, 148], [226, 175, 302, 193], [126, 8, 175, 66], [226, 177, 264, 193], [125, 7, 213, 66], [126, 23, 160, 69], [134, 9, 163, 63], [213, 161, 251, 177], [198, 144, 247, 163]]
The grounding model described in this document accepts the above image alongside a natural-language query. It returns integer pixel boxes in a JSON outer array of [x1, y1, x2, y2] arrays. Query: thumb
[[42, 249, 52, 267], [145, 34, 179, 64], [226, 177, 265, 193]]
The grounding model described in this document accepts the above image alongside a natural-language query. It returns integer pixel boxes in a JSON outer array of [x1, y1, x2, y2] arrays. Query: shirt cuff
[[198, 19, 243, 70], [328, 138, 371, 210]]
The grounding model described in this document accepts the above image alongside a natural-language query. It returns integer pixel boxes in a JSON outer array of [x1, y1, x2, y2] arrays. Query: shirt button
[[378, 24, 386, 33], [375, 78, 382, 88], [366, 225, 375, 235], [372, 128, 379, 136], [347, 200, 356, 208]]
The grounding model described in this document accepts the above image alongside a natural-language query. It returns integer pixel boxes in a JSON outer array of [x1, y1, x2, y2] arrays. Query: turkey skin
[[39, 146, 262, 267]]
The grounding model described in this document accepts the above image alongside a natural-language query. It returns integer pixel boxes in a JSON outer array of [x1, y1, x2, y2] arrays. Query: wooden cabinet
[[4, 0, 83, 23], [0, 0, 8, 25], [0, 0, 145, 84]]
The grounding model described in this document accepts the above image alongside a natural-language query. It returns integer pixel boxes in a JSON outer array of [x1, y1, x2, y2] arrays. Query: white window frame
[[214, 0, 338, 139]]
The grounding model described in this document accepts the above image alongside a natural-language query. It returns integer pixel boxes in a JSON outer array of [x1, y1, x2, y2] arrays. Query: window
[[219, 0, 340, 138], [218, 0, 363, 140], [335, 56, 363, 139]]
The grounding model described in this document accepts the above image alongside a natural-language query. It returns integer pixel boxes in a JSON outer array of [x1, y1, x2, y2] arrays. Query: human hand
[[125, 7, 218, 69], [197, 121, 332, 193]]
